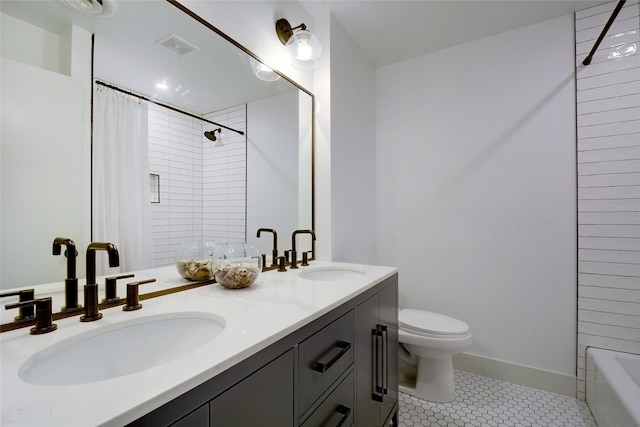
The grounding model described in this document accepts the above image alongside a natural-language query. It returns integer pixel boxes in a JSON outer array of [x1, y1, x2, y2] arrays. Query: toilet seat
[[400, 309, 469, 338]]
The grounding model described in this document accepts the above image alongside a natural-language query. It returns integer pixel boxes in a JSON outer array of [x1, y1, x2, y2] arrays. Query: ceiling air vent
[[155, 34, 199, 57]]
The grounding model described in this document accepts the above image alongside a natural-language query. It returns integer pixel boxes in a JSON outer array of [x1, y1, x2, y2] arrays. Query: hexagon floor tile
[[398, 370, 596, 427]]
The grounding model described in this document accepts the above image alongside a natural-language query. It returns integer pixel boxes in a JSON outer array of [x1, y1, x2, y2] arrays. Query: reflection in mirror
[[0, 0, 314, 291]]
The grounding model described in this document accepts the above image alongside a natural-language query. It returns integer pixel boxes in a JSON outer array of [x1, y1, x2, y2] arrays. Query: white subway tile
[[579, 211, 640, 225], [579, 271, 640, 288], [579, 171, 640, 187], [577, 80, 640, 103], [579, 260, 640, 276], [578, 158, 640, 174], [579, 308, 640, 328], [578, 185, 640, 199], [576, 9, 640, 41], [577, 66, 640, 90], [577, 98, 640, 118], [579, 198, 640, 212], [578, 145, 640, 163], [578, 321, 639, 341], [579, 223, 640, 237], [579, 284, 640, 301], [577, 120, 640, 139]]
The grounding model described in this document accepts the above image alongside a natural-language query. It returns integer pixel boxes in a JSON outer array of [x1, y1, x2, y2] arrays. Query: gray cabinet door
[[355, 281, 398, 427], [379, 282, 398, 425], [355, 293, 380, 427], [209, 349, 294, 426]]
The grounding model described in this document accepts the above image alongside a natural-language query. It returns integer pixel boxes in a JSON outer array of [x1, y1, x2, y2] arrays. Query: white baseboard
[[453, 353, 577, 398]]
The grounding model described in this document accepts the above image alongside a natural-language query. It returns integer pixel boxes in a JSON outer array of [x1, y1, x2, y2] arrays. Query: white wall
[[1, 14, 91, 290], [1, 59, 84, 289], [576, 0, 640, 399], [376, 16, 578, 395], [329, 14, 378, 264]]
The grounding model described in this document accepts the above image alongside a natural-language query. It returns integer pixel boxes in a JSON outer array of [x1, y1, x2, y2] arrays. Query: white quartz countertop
[[0, 261, 397, 426]]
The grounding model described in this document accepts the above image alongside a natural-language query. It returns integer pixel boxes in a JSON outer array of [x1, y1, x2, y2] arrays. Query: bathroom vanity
[[0, 261, 398, 426]]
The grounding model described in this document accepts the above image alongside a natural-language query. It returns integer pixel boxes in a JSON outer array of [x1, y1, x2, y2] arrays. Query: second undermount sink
[[299, 266, 366, 281], [19, 312, 225, 386]]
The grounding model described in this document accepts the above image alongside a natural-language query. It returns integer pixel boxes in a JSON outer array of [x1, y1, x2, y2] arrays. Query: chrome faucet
[[291, 229, 316, 269], [257, 228, 278, 267], [52, 237, 82, 312], [81, 242, 119, 322]]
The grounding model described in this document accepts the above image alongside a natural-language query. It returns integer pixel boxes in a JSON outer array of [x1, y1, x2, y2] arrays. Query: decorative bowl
[[175, 241, 218, 281], [212, 243, 262, 289]]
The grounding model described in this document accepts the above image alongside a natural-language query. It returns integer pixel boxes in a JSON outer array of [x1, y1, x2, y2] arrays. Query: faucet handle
[[0, 289, 35, 321], [103, 273, 135, 303], [301, 251, 313, 266], [277, 256, 287, 272], [5, 297, 57, 334], [123, 279, 156, 311]]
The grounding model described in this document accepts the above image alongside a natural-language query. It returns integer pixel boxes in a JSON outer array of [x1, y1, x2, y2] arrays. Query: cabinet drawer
[[299, 310, 355, 415], [301, 371, 354, 427]]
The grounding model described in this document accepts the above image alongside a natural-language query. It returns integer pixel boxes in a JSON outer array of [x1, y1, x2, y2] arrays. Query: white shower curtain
[[93, 86, 152, 273]]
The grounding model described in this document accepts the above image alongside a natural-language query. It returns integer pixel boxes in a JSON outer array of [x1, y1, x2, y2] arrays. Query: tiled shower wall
[[575, 0, 640, 399], [203, 105, 247, 244], [148, 103, 246, 267]]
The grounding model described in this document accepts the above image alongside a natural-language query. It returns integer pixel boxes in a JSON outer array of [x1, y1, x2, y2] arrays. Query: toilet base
[[399, 356, 456, 403]]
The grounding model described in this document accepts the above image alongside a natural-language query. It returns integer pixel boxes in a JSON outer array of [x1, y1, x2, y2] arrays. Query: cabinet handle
[[372, 326, 384, 402], [330, 405, 351, 427], [312, 341, 351, 373], [381, 324, 389, 395]]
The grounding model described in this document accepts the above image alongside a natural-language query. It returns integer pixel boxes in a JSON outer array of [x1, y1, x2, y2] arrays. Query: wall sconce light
[[275, 18, 322, 70]]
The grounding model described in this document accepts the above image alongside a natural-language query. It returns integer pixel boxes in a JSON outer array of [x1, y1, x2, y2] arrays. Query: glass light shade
[[249, 58, 281, 82], [285, 30, 322, 70]]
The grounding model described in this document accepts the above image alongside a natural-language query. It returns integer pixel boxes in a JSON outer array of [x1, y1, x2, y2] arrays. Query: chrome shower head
[[204, 128, 222, 142]]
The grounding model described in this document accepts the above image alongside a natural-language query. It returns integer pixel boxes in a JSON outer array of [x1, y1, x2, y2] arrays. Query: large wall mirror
[[0, 0, 314, 290]]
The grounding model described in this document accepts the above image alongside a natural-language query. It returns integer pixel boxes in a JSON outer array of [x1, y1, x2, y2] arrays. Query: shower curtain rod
[[582, 0, 626, 65], [95, 80, 245, 136]]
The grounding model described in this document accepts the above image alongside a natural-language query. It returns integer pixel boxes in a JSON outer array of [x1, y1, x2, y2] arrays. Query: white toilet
[[398, 308, 472, 403]]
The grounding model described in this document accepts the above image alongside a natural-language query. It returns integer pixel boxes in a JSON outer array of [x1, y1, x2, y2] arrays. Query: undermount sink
[[299, 267, 366, 281], [19, 312, 225, 386]]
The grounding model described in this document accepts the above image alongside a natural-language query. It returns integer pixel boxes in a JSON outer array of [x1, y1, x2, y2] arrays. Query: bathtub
[[586, 348, 640, 427]]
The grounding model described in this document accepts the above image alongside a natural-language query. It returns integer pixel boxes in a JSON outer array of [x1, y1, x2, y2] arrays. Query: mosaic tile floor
[[398, 370, 597, 427]]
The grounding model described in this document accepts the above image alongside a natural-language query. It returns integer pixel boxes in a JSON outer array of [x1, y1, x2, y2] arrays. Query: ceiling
[[304, 0, 608, 67], [1, 0, 300, 115], [2, 0, 610, 112]]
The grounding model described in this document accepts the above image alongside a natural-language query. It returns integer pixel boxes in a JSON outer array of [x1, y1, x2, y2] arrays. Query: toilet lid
[[399, 309, 469, 336]]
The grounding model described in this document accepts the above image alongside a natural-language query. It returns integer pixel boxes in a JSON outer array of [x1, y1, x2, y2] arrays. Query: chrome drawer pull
[[312, 341, 351, 373]]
